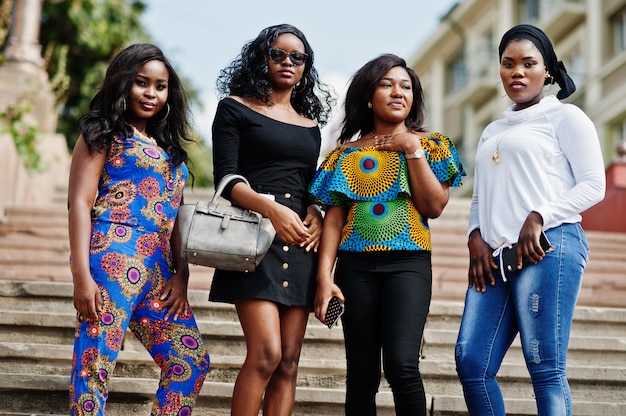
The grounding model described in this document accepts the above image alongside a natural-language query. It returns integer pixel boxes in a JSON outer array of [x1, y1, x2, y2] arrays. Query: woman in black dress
[[209, 24, 334, 416]]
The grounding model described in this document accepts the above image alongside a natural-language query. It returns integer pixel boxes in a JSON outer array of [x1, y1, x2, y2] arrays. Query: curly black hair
[[78, 43, 193, 166], [338, 54, 426, 143], [216, 23, 335, 126]]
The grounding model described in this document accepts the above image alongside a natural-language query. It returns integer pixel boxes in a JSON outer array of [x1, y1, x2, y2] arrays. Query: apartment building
[[409, 0, 626, 193]]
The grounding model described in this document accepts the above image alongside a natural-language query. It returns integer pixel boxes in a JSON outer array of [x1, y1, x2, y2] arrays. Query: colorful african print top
[[309, 133, 464, 252], [91, 132, 188, 259]]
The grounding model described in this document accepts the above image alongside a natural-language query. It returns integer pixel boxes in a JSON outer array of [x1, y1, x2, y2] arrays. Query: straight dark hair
[[338, 54, 425, 143]]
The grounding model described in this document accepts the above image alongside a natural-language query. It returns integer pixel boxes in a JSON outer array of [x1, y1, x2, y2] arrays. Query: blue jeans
[[455, 223, 589, 416]]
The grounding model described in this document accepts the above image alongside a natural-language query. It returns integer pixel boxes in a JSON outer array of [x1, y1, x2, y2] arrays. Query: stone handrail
[[0, 132, 70, 222]]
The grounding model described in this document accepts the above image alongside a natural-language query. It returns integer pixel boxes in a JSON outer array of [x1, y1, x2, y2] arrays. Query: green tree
[[39, 0, 212, 186], [0, 0, 11, 55], [0, 0, 213, 185], [40, 0, 150, 148], [186, 135, 213, 188]]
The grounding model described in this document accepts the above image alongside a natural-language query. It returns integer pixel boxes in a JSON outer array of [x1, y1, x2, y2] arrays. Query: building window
[[563, 50, 583, 86], [446, 54, 466, 95], [518, 0, 540, 22], [613, 117, 626, 150], [611, 7, 626, 56], [476, 31, 494, 78]]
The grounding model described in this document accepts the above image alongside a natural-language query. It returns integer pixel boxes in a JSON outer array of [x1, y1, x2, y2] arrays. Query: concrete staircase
[[2, 196, 626, 308], [1, 281, 625, 415], [1, 197, 625, 415]]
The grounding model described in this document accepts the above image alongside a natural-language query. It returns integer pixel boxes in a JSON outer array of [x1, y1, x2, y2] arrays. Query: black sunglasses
[[267, 48, 308, 67]]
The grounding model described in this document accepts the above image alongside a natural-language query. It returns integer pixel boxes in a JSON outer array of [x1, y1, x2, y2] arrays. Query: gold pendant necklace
[[492, 148, 500, 164], [492, 137, 501, 164]]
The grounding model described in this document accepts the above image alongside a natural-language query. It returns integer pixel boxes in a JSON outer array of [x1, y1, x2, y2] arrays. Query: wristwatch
[[405, 148, 425, 160]]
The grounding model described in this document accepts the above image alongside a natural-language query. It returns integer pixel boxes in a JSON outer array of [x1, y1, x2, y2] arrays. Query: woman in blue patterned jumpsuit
[[67, 44, 209, 415]]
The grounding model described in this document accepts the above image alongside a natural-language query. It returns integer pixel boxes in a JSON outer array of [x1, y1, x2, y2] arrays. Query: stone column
[[0, 0, 55, 133], [0, 0, 69, 212], [4, 0, 45, 73]]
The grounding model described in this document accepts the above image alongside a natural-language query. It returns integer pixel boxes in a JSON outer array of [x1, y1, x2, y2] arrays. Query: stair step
[[2, 340, 624, 390], [0, 299, 626, 352], [430, 395, 626, 416], [2, 203, 626, 307], [2, 307, 625, 371], [2, 280, 626, 336], [0, 374, 396, 416], [1, 372, 623, 416]]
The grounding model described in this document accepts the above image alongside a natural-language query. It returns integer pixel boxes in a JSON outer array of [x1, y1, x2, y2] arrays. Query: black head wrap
[[498, 24, 576, 100]]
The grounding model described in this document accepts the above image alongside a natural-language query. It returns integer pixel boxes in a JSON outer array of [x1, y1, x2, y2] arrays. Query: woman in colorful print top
[[309, 54, 464, 416], [67, 44, 209, 415]]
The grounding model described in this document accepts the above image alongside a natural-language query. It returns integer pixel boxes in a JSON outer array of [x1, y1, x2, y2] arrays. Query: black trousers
[[336, 250, 432, 416]]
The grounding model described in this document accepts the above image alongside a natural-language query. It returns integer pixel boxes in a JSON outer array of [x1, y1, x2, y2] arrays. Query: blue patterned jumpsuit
[[69, 132, 210, 416]]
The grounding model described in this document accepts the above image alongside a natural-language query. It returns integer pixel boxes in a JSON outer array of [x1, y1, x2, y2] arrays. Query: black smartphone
[[325, 296, 344, 329], [501, 231, 553, 276]]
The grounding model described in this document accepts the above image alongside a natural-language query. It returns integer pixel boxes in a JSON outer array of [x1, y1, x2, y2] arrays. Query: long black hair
[[338, 53, 425, 144], [78, 43, 193, 165], [216, 23, 335, 126]]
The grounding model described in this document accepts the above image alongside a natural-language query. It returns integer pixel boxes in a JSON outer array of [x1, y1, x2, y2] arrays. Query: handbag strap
[[211, 174, 250, 203]]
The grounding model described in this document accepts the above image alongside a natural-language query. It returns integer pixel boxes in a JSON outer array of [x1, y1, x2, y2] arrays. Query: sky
[[141, 0, 460, 142]]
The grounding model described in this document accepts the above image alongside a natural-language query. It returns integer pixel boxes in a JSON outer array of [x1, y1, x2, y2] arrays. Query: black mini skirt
[[208, 190, 317, 308]]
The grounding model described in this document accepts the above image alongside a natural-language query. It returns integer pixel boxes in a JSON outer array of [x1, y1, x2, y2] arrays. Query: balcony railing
[[446, 47, 499, 107]]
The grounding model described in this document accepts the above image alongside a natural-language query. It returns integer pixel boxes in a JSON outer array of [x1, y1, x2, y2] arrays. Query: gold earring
[[159, 103, 170, 122], [295, 77, 307, 94]]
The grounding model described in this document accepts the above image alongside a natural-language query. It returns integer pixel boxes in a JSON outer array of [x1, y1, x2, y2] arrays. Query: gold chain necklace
[[132, 126, 155, 143], [371, 131, 395, 139], [370, 131, 409, 141]]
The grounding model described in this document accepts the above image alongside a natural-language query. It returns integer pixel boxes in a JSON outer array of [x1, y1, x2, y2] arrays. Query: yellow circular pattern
[[340, 148, 400, 197]]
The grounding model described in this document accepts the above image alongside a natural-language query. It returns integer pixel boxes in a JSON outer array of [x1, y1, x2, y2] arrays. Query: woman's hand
[[514, 211, 547, 268], [267, 202, 312, 246], [229, 182, 313, 246], [374, 131, 422, 154], [314, 205, 345, 325], [314, 281, 344, 325], [467, 229, 497, 292], [160, 272, 190, 321], [72, 275, 102, 320], [300, 204, 323, 252], [375, 131, 449, 218]]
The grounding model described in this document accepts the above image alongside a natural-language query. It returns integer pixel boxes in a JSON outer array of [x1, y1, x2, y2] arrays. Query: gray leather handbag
[[178, 174, 276, 273]]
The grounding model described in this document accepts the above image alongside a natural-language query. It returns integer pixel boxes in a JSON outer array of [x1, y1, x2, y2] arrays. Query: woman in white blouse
[[455, 24, 605, 416]]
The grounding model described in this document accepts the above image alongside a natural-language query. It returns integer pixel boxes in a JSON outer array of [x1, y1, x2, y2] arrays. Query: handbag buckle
[[221, 213, 231, 229]]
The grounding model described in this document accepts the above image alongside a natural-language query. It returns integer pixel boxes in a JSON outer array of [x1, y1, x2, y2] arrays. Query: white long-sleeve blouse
[[468, 95, 606, 248]]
